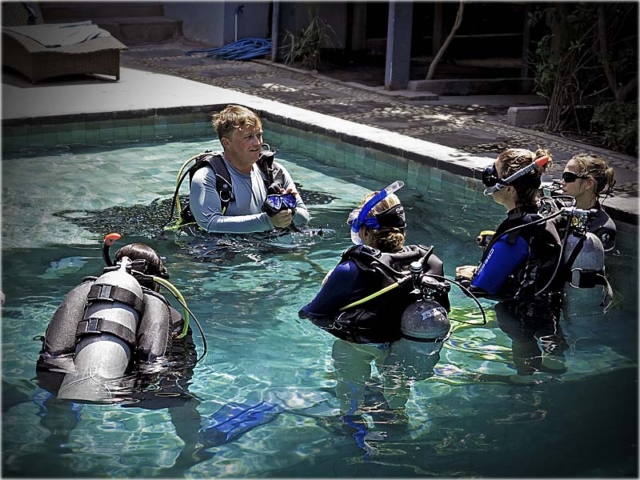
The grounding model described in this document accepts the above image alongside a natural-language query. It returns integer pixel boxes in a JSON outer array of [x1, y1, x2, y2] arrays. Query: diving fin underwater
[[199, 388, 338, 448], [199, 401, 284, 447]]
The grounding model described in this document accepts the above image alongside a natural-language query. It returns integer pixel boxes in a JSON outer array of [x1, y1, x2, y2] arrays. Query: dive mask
[[262, 193, 297, 217], [347, 181, 405, 245], [482, 156, 549, 196], [482, 163, 502, 188]]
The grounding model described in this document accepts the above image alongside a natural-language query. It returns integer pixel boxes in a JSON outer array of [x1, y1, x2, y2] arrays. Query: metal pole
[[271, 1, 280, 62]]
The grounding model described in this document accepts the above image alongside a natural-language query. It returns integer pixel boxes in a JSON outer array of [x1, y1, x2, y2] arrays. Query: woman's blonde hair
[[212, 105, 262, 140], [570, 153, 615, 195], [497, 148, 552, 207], [358, 192, 405, 252]]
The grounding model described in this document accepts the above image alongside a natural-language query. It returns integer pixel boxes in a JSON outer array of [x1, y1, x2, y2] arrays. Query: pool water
[[2, 135, 638, 478]]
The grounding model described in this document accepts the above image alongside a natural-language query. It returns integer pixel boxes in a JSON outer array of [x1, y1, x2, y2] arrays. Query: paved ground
[[2, 37, 638, 222], [122, 38, 639, 222]]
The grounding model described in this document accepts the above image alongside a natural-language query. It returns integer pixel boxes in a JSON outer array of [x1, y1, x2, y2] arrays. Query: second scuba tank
[[400, 299, 450, 343], [387, 299, 451, 383], [58, 257, 145, 402], [563, 232, 605, 288]]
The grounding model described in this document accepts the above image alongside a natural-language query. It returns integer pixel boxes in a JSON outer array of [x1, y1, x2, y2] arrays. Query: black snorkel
[[102, 232, 122, 267], [483, 156, 550, 196]]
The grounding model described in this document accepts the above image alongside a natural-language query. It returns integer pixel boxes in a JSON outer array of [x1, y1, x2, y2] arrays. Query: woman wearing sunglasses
[[456, 148, 569, 379], [560, 153, 617, 251]]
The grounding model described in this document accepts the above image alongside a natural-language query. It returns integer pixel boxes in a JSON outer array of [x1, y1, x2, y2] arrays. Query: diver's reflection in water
[[495, 292, 569, 380], [330, 335, 445, 458], [31, 333, 215, 474]]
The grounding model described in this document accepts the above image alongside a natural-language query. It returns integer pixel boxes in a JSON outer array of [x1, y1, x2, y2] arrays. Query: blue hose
[[186, 38, 271, 61]]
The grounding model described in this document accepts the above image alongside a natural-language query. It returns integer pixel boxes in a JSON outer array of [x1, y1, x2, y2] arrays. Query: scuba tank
[[400, 261, 451, 344], [563, 231, 606, 288], [57, 257, 145, 403], [558, 205, 613, 310], [387, 261, 452, 381], [400, 299, 450, 343]]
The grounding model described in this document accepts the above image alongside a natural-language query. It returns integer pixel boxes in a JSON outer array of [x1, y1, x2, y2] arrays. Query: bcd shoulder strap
[[185, 152, 234, 215], [181, 149, 279, 221]]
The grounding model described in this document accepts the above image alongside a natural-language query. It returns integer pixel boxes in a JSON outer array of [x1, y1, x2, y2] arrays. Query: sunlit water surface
[[2, 136, 637, 478]]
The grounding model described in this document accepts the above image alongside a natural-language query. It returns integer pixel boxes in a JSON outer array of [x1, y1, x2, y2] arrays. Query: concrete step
[[39, 3, 183, 45], [40, 2, 165, 21], [98, 17, 183, 45]]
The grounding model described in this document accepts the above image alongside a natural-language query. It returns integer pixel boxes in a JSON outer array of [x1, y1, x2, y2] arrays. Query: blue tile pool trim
[[2, 107, 500, 217], [2, 108, 213, 152]]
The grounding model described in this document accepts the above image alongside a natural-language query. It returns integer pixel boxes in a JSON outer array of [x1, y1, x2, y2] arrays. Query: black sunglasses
[[562, 171, 590, 183]]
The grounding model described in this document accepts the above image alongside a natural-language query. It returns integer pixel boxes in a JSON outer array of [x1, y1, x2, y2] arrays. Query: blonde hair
[[569, 153, 615, 195], [212, 105, 262, 140], [497, 148, 552, 207], [358, 192, 405, 252]]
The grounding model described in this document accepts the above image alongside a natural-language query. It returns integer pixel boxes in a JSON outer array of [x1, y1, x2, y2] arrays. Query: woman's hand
[[455, 265, 477, 282]]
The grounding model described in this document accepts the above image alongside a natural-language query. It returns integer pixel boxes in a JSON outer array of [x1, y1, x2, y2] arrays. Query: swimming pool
[[2, 125, 638, 477]]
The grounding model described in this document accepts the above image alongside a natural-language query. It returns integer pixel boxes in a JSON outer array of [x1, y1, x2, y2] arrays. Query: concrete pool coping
[[2, 66, 637, 226]]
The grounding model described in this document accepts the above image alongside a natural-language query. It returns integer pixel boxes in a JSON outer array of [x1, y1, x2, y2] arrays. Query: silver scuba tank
[[387, 299, 450, 383], [563, 231, 605, 288], [400, 299, 450, 342], [58, 257, 144, 403]]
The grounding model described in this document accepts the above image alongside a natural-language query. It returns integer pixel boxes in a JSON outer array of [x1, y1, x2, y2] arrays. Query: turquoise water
[[2, 135, 638, 477]]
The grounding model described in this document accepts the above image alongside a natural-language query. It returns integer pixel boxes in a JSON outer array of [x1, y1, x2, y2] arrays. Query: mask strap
[[351, 181, 404, 235]]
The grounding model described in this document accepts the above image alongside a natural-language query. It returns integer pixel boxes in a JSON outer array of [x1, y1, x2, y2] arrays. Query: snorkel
[[483, 156, 550, 196], [349, 181, 405, 245], [102, 232, 122, 266]]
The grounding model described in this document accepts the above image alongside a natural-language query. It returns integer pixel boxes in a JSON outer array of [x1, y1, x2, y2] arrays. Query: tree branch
[[596, 4, 620, 101], [426, 0, 464, 80]]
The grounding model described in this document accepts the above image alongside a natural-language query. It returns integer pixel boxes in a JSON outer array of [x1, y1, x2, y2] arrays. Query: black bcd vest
[[177, 149, 284, 224]]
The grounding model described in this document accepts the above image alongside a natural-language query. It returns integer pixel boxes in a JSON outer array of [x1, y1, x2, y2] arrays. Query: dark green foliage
[[283, 12, 336, 70], [528, 2, 638, 154], [591, 102, 639, 156]]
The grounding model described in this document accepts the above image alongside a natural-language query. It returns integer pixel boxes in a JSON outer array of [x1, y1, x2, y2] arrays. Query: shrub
[[283, 14, 336, 70], [591, 102, 639, 156]]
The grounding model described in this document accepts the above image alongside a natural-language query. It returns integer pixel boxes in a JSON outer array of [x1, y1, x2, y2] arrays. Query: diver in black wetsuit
[[456, 148, 569, 379], [300, 181, 452, 455], [36, 234, 195, 401], [557, 153, 617, 251]]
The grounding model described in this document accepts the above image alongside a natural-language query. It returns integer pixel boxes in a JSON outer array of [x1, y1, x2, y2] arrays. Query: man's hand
[[271, 209, 293, 228]]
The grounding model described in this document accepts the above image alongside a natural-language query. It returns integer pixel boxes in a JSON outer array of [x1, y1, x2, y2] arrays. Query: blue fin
[[200, 401, 283, 447]]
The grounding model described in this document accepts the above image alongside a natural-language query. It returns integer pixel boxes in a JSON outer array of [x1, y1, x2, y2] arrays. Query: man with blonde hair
[[188, 105, 310, 233]]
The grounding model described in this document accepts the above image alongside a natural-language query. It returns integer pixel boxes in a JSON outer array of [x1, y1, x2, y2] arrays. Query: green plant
[[591, 102, 639, 156], [530, 33, 557, 102], [528, 3, 637, 136], [282, 14, 336, 70]]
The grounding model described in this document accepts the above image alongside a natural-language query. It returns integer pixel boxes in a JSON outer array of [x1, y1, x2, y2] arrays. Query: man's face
[[223, 126, 263, 165]]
